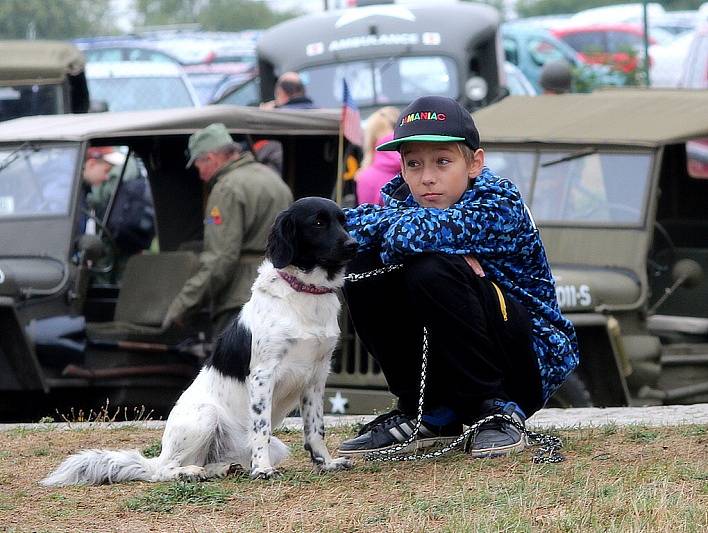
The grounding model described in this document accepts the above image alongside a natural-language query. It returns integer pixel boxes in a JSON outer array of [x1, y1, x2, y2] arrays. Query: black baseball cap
[[376, 96, 480, 152]]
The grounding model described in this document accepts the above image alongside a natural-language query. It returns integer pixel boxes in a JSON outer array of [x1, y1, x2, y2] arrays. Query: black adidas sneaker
[[337, 410, 462, 457]]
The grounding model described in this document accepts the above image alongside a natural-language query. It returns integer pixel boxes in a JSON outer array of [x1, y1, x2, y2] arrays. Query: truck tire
[[548, 372, 593, 408]]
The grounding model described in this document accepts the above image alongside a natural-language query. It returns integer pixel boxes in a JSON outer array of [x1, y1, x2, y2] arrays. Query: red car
[[551, 23, 655, 73]]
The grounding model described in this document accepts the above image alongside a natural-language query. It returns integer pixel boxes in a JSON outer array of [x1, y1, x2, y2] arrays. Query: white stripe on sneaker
[[399, 422, 414, 436], [388, 427, 407, 442]]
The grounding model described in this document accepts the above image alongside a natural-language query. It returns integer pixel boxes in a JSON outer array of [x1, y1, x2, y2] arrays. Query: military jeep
[[0, 105, 347, 419], [471, 89, 708, 407], [0, 40, 90, 122]]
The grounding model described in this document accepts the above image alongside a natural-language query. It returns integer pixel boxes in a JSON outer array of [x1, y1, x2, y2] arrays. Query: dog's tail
[[40, 449, 158, 487]]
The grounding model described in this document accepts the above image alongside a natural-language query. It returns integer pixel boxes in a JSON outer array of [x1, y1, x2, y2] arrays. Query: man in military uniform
[[163, 123, 293, 333]]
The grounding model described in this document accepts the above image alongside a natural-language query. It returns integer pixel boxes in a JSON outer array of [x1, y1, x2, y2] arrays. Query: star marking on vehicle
[[328, 391, 349, 414]]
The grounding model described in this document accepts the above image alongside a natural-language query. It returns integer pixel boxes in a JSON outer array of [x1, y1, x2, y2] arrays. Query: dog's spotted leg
[[301, 374, 353, 473], [248, 362, 279, 479]]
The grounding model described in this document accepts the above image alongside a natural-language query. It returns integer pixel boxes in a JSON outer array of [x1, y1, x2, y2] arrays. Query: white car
[[86, 62, 201, 112], [504, 62, 537, 96], [649, 31, 696, 87]]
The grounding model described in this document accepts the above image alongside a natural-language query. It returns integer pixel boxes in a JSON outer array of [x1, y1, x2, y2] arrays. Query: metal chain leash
[[344, 264, 565, 464], [343, 263, 404, 282]]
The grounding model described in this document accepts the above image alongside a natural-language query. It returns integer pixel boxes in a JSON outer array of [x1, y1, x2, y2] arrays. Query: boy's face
[[400, 142, 484, 208]]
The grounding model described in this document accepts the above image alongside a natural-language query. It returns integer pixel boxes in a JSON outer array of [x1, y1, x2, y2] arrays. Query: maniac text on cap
[[376, 96, 480, 152]]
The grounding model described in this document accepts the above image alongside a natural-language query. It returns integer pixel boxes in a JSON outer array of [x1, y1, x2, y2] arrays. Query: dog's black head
[[266, 197, 357, 276]]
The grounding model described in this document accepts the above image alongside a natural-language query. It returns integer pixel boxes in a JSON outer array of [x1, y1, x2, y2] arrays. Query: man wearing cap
[[163, 123, 292, 333], [540, 59, 573, 95], [80, 147, 128, 236], [80, 147, 156, 281], [338, 96, 578, 459]]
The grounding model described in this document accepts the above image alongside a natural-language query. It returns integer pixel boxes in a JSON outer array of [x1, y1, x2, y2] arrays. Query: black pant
[[343, 251, 543, 421]]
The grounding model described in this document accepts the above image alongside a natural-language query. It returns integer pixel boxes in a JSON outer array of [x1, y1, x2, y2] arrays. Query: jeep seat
[[86, 251, 201, 344]]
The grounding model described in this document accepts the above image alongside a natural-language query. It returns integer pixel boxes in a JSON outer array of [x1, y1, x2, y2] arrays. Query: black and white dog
[[41, 197, 357, 486]]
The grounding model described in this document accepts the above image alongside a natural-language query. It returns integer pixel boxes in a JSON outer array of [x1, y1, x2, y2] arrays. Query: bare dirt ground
[[0, 424, 706, 532]]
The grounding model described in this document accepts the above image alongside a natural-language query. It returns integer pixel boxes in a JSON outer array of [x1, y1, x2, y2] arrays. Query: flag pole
[[336, 120, 344, 205]]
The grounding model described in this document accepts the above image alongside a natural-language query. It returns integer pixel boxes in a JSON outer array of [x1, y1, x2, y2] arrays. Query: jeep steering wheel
[[648, 221, 676, 278]]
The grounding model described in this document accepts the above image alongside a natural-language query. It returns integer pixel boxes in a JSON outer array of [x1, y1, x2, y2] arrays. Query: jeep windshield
[[299, 55, 458, 108], [484, 149, 652, 226], [0, 84, 64, 122], [0, 144, 78, 218]]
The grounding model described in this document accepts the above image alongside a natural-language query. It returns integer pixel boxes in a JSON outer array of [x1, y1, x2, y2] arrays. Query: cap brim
[[376, 134, 466, 151], [103, 152, 126, 167]]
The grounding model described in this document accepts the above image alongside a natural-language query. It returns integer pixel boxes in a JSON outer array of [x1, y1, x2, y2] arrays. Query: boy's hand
[[464, 255, 485, 277]]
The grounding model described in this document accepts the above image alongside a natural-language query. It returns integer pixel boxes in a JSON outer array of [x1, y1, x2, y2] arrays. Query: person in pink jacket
[[355, 106, 400, 205], [356, 132, 401, 205]]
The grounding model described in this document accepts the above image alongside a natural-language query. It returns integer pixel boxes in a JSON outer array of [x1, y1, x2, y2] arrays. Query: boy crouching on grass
[[338, 96, 579, 458]]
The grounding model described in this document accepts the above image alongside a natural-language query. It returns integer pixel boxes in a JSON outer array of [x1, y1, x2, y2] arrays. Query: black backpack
[[106, 177, 156, 254]]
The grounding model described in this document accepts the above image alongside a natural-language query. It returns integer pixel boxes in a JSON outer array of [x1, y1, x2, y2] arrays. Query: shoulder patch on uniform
[[206, 206, 223, 225]]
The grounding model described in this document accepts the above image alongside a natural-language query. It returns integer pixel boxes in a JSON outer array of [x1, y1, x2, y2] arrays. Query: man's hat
[[376, 96, 480, 152], [85, 146, 125, 167], [186, 123, 234, 167]]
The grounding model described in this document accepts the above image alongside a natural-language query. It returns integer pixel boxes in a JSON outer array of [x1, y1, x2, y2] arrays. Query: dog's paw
[[250, 466, 280, 480], [316, 456, 353, 473], [203, 462, 246, 479], [226, 463, 246, 477], [177, 465, 207, 482]]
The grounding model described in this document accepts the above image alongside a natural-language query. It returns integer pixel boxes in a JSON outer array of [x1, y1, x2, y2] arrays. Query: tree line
[[0, 0, 300, 40]]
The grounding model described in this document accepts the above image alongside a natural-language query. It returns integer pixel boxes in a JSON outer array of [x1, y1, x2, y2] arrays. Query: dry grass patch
[[0, 424, 706, 532]]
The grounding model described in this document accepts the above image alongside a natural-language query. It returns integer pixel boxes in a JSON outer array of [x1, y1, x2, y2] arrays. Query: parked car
[[502, 24, 622, 92], [679, 25, 708, 180], [77, 41, 181, 65], [210, 75, 261, 106], [474, 89, 708, 407], [183, 62, 257, 105], [551, 23, 655, 74], [503, 62, 536, 95], [85, 62, 200, 112], [0, 40, 89, 122], [649, 30, 696, 87], [679, 25, 708, 88]]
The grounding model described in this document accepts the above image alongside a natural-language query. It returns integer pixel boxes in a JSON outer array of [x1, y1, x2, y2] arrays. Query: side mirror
[[77, 234, 104, 263], [672, 258, 704, 289]]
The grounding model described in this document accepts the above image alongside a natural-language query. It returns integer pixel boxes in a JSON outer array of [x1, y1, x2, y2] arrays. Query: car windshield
[[0, 145, 78, 218], [485, 150, 652, 225], [0, 84, 64, 122], [299, 56, 458, 108], [87, 77, 195, 111]]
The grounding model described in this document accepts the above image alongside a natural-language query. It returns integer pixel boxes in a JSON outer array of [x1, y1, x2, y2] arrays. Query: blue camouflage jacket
[[345, 167, 579, 402]]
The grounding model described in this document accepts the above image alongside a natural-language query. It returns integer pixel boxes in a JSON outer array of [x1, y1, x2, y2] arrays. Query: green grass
[[125, 481, 231, 513], [141, 440, 162, 458]]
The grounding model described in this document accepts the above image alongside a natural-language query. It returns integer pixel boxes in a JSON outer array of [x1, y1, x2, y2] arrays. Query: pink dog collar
[[277, 271, 335, 295]]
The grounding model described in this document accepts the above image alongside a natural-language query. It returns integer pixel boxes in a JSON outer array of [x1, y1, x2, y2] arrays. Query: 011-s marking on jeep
[[555, 284, 592, 309]]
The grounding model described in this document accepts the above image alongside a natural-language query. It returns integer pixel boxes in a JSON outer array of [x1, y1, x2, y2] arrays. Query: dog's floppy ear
[[266, 209, 297, 268]]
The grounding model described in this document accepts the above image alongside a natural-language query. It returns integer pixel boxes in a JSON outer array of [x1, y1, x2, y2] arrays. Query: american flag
[[341, 79, 363, 146]]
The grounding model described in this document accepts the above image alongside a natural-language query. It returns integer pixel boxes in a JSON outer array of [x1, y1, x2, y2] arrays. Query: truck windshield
[[0, 84, 64, 122], [0, 145, 78, 218], [300, 55, 458, 108], [485, 150, 652, 226]]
